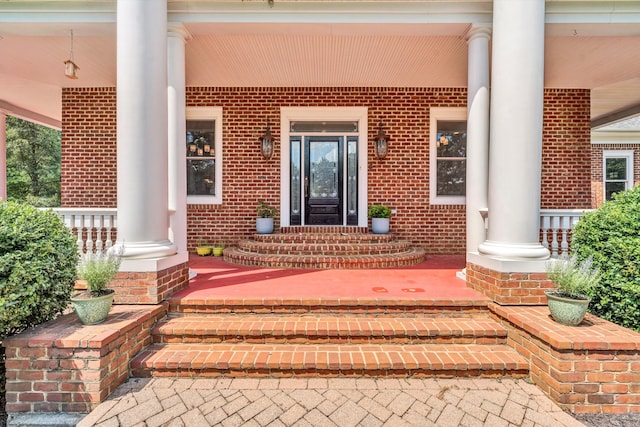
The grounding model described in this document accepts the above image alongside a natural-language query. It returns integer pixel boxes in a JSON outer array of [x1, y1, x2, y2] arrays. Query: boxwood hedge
[[0, 201, 78, 339], [571, 185, 640, 332]]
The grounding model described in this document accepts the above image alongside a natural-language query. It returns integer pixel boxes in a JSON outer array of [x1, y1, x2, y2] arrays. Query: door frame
[[280, 107, 369, 227]]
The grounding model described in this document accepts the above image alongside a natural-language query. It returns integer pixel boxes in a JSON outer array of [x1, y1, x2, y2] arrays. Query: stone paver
[[76, 378, 586, 427]]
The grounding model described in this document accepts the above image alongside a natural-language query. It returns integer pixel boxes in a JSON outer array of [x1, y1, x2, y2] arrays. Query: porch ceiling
[[1, 1, 640, 127]]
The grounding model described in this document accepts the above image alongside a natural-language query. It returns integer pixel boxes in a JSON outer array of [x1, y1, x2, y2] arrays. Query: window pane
[[436, 121, 466, 158], [605, 158, 627, 180], [186, 120, 215, 157], [605, 181, 626, 201], [290, 121, 358, 133], [290, 137, 301, 225], [437, 159, 466, 196], [187, 159, 216, 195]]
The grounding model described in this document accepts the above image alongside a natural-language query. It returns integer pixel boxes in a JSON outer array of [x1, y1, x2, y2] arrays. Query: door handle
[[304, 176, 309, 198]]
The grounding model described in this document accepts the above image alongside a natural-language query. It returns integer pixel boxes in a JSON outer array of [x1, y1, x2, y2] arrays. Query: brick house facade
[[61, 87, 606, 254]]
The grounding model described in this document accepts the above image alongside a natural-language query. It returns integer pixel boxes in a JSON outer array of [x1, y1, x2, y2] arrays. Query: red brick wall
[[590, 144, 640, 207], [541, 89, 592, 209], [61, 88, 117, 207], [60, 87, 591, 255]]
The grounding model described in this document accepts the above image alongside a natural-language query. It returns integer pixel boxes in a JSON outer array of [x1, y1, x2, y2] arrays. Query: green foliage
[[545, 255, 599, 299], [0, 201, 78, 339], [5, 116, 61, 206], [367, 204, 391, 218], [77, 250, 121, 295], [257, 200, 277, 218], [572, 185, 640, 331]]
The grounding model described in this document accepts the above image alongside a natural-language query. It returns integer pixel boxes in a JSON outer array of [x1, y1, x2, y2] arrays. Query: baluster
[[72, 214, 83, 254], [560, 216, 569, 258], [106, 214, 115, 249], [86, 215, 95, 254], [95, 214, 104, 252], [550, 216, 559, 258], [540, 215, 550, 251]]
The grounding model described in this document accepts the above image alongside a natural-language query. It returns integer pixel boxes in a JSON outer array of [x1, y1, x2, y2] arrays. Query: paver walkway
[[77, 377, 585, 427]]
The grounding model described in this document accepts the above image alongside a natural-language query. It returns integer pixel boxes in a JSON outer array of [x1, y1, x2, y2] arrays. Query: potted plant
[[195, 239, 212, 256], [71, 250, 121, 325], [213, 242, 225, 256], [544, 255, 600, 326], [256, 200, 277, 234], [368, 204, 392, 234]]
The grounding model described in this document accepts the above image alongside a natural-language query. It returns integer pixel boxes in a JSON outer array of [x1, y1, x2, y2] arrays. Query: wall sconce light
[[374, 119, 389, 160], [259, 119, 275, 160], [64, 30, 80, 79]]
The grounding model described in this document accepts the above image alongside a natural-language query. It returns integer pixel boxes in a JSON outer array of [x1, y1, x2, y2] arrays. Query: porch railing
[[47, 208, 117, 253], [539, 209, 591, 258], [45, 207, 589, 258]]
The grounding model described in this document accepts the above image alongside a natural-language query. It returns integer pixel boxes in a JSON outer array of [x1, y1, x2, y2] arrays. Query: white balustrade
[[44, 208, 118, 254], [539, 209, 591, 258]]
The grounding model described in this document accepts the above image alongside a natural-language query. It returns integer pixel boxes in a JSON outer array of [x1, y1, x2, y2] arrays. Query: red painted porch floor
[[174, 254, 487, 304]]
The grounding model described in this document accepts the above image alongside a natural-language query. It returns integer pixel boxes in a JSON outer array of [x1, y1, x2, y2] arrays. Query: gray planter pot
[[545, 290, 590, 326], [256, 217, 274, 234], [371, 217, 390, 234], [71, 289, 115, 325]]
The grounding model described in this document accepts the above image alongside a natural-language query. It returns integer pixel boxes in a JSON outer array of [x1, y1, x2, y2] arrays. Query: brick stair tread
[[224, 247, 426, 269], [253, 233, 397, 244], [153, 316, 507, 343], [130, 343, 529, 374]]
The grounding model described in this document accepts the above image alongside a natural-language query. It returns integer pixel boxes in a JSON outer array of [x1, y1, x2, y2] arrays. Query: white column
[[116, 0, 176, 259], [478, 0, 549, 260], [465, 25, 491, 255], [0, 112, 6, 201], [168, 25, 189, 254]]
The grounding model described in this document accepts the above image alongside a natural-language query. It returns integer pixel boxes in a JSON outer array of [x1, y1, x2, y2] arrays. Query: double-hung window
[[603, 150, 634, 201], [429, 108, 467, 205], [186, 107, 223, 204]]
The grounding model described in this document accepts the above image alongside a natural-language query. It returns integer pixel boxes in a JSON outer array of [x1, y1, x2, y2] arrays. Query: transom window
[[186, 107, 223, 205], [603, 150, 634, 201], [429, 108, 467, 205]]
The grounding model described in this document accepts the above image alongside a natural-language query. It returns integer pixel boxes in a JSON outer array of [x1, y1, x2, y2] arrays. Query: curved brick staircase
[[130, 298, 529, 379], [223, 226, 426, 269]]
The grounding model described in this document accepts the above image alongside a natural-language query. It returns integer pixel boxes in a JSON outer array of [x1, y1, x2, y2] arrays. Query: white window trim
[[429, 107, 467, 205], [186, 106, 223, 205], [603, 149, 634, 200], [280, 107, 369, 227]]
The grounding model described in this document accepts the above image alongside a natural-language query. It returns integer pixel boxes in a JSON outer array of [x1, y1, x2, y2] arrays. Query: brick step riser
[[279, 226, 369, 234], [236, 242, 412, 256], [223, 253, 426, 269], [167, 306, 491, 317], [132, 368, 529, 379], [153, 336, 507, 345]]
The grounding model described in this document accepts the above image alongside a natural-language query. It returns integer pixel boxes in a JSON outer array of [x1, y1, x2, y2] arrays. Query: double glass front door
[[290, 133, 358, 226]]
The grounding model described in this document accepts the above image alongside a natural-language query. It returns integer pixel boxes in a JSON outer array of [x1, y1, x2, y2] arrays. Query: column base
[[112, 240, 177, 259], [478, 240, 550, 260]]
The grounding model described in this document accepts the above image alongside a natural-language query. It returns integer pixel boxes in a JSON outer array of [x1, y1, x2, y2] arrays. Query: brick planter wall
[[491, 304, 640, 414], [3, 305, 166, 414], [61, 87, 591, 256]]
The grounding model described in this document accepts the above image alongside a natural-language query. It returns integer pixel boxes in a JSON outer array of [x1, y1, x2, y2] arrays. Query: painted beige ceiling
[[1, 20, 640, 126]]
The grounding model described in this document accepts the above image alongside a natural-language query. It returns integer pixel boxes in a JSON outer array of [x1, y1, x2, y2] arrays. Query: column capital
[[464, 24, 492, 43]]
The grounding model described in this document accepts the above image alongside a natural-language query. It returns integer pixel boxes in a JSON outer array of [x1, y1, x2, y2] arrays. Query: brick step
[[168, 296, 490, 316], [152, 315, 508, 345], [223, 246, 426, 269], [279, 226, 369, 234], [252, 232, 396, 245], [237, 239, 412, 256], [130, 343, 529, 378]]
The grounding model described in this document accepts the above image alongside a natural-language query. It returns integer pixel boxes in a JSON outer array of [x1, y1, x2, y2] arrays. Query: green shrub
[[367, 204, 392, 218], [572, 185, 640, 331], [0, 201, 78, 338]]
